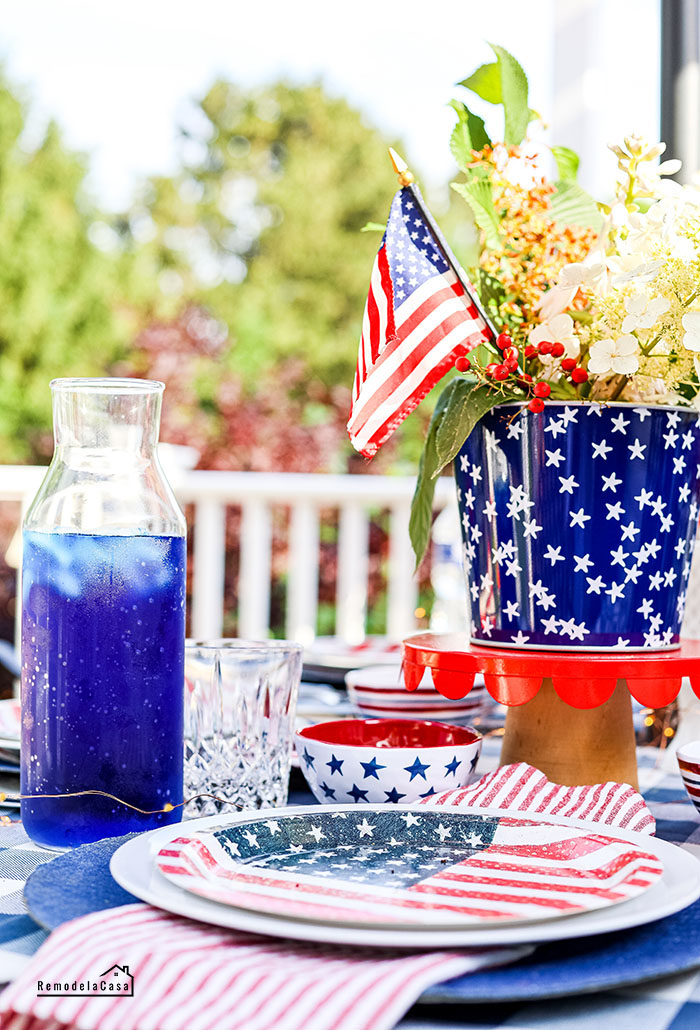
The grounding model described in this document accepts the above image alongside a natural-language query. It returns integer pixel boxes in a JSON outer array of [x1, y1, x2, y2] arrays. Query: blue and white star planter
[[295, 719, 482, 804], [456, 401, 700, 651]]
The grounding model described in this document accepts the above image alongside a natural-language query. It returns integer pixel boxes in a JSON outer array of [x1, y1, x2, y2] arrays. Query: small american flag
[[347, 186, 493, 458]]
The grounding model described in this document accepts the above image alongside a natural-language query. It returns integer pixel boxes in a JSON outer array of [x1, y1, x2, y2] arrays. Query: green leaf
[[450, 120, 473, 170], [409, 381, 459, 569], [550, 180, 603, 230], [459, 62, 502, 104], [409, 380, 511, 567], [361, 221, 385, 233], [451, 180, 501, 250], [449, 103, 490, 167], [551, 145, 579, 182], [434, 380, 507, 472], [488, 43, 530, 145]]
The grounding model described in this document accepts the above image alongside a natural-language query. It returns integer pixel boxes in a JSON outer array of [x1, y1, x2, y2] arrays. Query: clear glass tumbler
[[184, 639, 302, 816], [21, 378, 186, 849]]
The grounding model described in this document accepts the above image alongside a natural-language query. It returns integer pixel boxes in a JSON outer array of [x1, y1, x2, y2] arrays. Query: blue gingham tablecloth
[[2, 739, 700, 1030]]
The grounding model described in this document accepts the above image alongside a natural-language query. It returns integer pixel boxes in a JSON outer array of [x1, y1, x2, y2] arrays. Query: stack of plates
[[0, 698, 21, 808], [110, 804, 700, 950], [345, 664, 489, 723], [302, 637, 402, 685]]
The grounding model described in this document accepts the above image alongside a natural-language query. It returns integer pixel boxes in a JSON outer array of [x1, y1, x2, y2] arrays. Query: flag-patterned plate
[[156, 807, 663, 930]]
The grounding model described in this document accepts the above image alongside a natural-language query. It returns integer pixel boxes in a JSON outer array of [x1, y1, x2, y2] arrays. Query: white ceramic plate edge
[[110, 804, 700, 949]]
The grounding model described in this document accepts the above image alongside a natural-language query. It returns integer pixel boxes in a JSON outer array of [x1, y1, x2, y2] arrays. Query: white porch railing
[[0, 466, 454, 647]]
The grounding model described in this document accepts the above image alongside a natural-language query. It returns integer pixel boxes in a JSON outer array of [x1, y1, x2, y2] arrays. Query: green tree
[[0, 77, 130, 461], [128, 81, 401, 399]]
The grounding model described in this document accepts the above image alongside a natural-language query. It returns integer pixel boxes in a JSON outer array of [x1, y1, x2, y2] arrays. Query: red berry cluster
[[453, 329, 588, 414]]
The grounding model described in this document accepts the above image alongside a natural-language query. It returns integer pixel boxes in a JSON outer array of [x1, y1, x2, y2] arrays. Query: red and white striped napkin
[[0, 763, 655, 1030], [419, 762, 656, 835], [0, 904, 525, 1030]]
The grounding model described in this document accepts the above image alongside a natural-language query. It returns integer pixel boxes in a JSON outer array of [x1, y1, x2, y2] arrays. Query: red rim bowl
[[297, 718, 481, 749]]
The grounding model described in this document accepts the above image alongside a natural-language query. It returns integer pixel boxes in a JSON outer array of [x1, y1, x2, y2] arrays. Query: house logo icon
[[37, 963, 135, 998], [99, 965, 134, 996]]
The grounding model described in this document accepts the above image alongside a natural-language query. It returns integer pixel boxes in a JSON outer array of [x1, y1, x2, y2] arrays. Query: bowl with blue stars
[[456, 401, 700, 651], [295, 718, 482, 805]]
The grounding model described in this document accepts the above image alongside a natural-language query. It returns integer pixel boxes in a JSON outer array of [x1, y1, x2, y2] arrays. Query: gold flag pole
[[388, 148, 497, 338]]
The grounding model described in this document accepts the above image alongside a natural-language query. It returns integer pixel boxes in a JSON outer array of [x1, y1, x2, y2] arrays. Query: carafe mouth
[[50, 378, 164, 396], [50, 377, 164, 454]]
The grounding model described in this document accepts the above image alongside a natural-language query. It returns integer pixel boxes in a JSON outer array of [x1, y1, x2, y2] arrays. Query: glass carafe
[[21, 378, 186, 848]]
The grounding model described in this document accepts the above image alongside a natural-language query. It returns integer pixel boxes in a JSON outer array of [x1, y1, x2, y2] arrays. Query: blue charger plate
[[23, 834, 700, 1003]]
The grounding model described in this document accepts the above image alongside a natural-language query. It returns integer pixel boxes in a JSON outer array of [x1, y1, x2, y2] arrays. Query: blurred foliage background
[[0, 73, 442, 472]]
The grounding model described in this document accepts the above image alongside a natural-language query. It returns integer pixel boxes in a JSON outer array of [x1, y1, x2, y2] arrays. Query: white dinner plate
[[110, 805, 700, 948]]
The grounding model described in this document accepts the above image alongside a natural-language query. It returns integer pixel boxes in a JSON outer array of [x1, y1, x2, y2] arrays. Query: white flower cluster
[[533, 137, 700, 399]]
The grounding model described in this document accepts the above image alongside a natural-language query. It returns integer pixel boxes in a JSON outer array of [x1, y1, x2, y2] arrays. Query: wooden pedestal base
[[499, 677, 639, 789]]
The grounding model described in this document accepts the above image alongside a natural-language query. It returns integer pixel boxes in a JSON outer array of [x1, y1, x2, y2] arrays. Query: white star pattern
[[635, 488, 653, 509], [606, 582, 626, 603], [610, 546, 629, 568], [545, 420, 567, 438], [459, 405, 699, 650], [559, 474, 578, 494], [648, 571, 663, 591], [570, 508, 592, 528], [602, 471, 623, 492], [592, 439, 613, 459], [650, 497, 666, 518], [544, 545, 565, 565], [605, 501, 625, 521], [535, 590, 557, 611], [523, 518, 543, 539], [545, 449, 565, 468]]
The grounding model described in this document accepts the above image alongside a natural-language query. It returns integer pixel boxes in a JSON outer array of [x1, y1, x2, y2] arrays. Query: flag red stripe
[[348, 310, 486, 449]]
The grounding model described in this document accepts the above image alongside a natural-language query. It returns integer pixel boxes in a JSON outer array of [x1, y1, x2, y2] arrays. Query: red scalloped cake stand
[[402, 634, 700, 788]]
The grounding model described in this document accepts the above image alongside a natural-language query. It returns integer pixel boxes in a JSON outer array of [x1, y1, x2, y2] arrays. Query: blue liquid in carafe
[[21, 531, 185, 848]]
